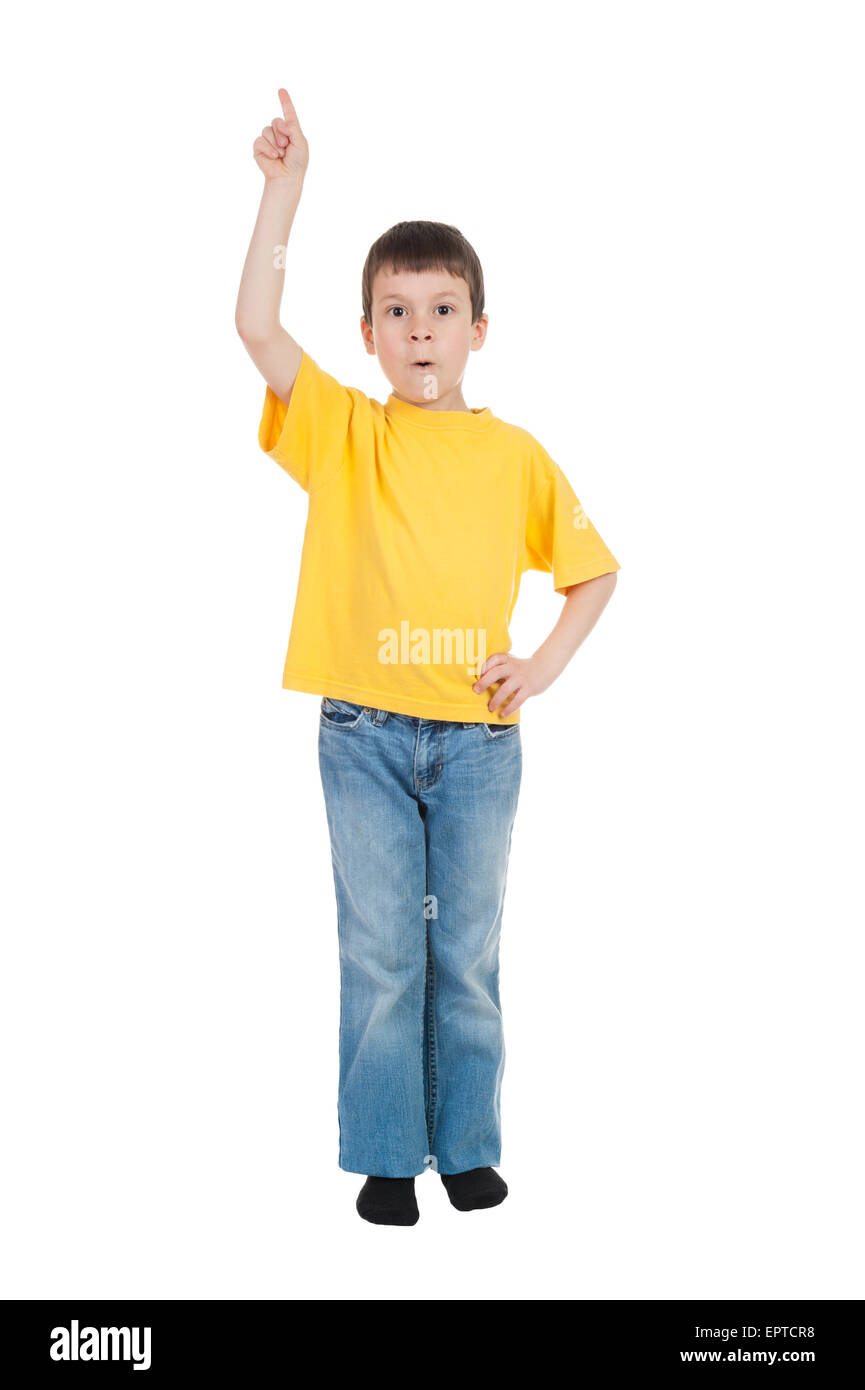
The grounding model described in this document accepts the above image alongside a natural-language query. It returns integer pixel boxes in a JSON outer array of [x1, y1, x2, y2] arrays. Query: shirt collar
[[384, 394, 495, 431]]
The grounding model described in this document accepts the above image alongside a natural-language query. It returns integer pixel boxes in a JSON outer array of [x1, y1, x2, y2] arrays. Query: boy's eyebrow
[[379, 290, 463, 303]]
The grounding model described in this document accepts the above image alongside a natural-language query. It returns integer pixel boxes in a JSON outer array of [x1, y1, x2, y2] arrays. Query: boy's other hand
[[252, 87, 309, 182], [472, 653, 556, 719]]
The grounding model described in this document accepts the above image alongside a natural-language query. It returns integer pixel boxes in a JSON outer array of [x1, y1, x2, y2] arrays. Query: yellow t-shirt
[[257, 350, 621, 724]]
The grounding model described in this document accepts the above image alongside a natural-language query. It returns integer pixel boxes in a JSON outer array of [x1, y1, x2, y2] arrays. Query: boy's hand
[[472, 653, 556, 718], [252, 87, 309, 182]]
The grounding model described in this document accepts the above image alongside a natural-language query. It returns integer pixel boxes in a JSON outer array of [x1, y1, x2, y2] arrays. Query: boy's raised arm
[[235, 88, 309, 407]]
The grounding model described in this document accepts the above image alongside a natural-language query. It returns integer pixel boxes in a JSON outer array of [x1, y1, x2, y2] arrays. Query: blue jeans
[[317, 697, 523, 1178]]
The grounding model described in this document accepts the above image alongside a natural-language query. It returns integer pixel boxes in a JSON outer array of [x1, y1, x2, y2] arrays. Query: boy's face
[[361, 268, 487, 404]]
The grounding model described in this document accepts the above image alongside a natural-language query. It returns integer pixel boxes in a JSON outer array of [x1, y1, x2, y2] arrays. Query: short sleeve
[[258, 349, 355, 493], [525, 448, 621, 595]]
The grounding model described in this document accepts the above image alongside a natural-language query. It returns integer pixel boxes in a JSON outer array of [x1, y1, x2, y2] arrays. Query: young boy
[[236, 90, 621, 1226]]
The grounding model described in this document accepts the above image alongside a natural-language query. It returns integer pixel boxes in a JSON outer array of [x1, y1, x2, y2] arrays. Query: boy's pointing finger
[[278, 87, 299, 124]]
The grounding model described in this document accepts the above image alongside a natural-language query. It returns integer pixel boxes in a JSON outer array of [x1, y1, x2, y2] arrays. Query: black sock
[[356, 1176, 419, 1226], [440, 1167, 508, 1211]]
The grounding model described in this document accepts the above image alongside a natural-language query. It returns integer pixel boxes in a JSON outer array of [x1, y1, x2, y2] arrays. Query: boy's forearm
[[235, 176, 305, 340], [532, 572, 618, 683]]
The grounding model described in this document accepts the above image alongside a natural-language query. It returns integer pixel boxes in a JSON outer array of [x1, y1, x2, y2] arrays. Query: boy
[[235, 89, 621, 1226]]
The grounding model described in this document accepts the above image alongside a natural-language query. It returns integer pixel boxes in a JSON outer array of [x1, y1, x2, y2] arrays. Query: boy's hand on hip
[[252, 87, 310, 182], [472, 653, 556, 719]]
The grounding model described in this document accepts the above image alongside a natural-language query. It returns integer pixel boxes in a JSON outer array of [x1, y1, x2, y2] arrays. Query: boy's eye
[[386, 305, 454, 318]]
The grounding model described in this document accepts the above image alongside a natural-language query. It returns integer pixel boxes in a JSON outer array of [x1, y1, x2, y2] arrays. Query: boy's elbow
[[235, 311, 256, 342], [235, 306, 269, 342], [236, 317, 283, 348]]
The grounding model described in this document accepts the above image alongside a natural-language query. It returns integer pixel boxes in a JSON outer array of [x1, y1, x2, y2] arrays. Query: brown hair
[[361, 220, 485, 327]]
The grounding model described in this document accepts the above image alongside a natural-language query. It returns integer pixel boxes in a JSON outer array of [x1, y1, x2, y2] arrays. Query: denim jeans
[[317, 697, 522, 1178]]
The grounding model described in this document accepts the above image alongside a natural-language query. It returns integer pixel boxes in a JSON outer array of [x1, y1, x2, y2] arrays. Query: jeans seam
[[336, 891, 345, 1169], [425, 918, 438, 1150]]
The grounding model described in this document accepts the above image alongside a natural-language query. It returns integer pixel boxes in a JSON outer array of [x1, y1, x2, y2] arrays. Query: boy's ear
[[360, 317, 376, 355], [470, 313, 489, 348]]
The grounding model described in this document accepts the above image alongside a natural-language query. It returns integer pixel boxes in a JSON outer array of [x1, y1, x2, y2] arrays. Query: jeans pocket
[[320, 697, 366, 729], [480, 721, 520, 740]]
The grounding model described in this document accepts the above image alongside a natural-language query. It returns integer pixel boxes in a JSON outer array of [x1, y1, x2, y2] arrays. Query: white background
[[2, 0, 862, 1300]]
